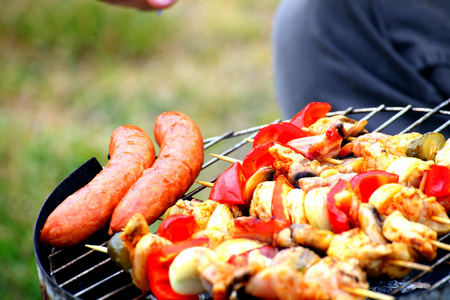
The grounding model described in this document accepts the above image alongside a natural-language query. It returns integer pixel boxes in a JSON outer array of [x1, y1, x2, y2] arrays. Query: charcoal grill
[[34, 101, 450, 300]]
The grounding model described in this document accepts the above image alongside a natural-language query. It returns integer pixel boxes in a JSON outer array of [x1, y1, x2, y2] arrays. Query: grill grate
[[36, 100, 450, 299]]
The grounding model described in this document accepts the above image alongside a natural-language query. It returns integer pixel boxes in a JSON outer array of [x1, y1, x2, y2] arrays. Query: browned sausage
[[40, 125, 155, 247], [109, 111, 204, 233]]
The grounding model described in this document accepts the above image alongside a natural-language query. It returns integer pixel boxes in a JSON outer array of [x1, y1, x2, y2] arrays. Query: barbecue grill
[[34, 101, 450, 300]]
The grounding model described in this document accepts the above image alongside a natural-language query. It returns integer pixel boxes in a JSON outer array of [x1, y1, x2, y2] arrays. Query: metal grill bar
[[51, 242, 108, 276], [373, 105, 413, 133], [74, 270, 125, 297], [59, 257, 111, 288], [45, 102, 450, 299], [390, 233, 450, 295]]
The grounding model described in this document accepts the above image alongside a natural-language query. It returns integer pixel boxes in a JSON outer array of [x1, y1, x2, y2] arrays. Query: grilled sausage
[[109, 111, 204, 233], [40, 125, 155, 247]]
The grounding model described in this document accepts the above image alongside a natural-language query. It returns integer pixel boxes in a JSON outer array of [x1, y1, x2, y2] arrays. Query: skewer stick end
[[85, 244, 108, 254], [210, 153, 242, 164], [342, 287, 395, 300], [195, 180, 214, 188]]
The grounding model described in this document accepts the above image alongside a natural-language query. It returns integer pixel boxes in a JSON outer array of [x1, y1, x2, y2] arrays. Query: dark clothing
[[272, 0, 450, 135]]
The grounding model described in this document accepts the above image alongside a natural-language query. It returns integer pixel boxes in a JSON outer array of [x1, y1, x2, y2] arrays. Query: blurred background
[[0, 0, 280, 298]]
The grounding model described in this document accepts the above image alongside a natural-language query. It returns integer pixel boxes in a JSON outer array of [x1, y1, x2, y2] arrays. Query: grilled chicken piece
[[268, 143, 329, 185], [191, 229, 229, 250], [304, 257, 368, 300], [275, 224, 334, 254], [383, 211, 437, 261], [358, 203, 388, 245], [246, 254, 368, 300], [120, 213, 150, 251], [196, 249, 236, 300], [381, 132, 423, 157], [245, 264, 325, 300], [339, 132, 391, 158], [327, 228, 415, 279], [327, 157, 364, 175], [245, 246, 324, 299], [369, 183, 450, 234], [361, 133, 423, 172], [385, 157, 433, 188], [271, 246, 321, 271], [302, 115, 368, 139], [288, 126, 343, 160], [162, 199, 242, 230], [435, 139, 450, 166], [297, 172, 356, 193]]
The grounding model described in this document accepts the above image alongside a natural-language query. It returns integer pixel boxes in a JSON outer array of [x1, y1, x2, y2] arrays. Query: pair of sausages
[[40, 112, 203, 247], [109, 111, 204, 233]]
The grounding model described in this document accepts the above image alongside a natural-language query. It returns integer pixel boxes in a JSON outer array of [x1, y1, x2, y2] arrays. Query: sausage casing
[[40, 125, 155, 247], [109, 111, 204, 232]]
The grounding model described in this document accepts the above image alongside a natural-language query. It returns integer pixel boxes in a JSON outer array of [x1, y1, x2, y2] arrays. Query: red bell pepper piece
[[209, 162, 247, 205], [425, 165, 450, 197], [327, 179, 355, 234], [146, 238, 209, 300], [290, 102, 332, 129], [242, 141, 276, 179], [271, 175, 293, 224], [350, 170, 399, 203], [253, 122, 306, 148], [157, 214, 199, 243], [232, 216, 288, 244]]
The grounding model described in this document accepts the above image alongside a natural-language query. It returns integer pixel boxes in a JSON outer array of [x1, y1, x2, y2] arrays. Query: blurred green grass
[[0, 0, 280, 298]]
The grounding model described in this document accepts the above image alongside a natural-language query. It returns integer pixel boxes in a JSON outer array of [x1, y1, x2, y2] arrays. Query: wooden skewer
[[431, 216, 450, 225], [195, 180, 214, 188], [210, 153, 242, 164], [389, 260, 432, 272], [321, 157, 342, 165], [431, 240, 450, 252], [244, 138, 254, 143], [85, 241, 425, 298], [342, 287, 395, 300], [86, 244, 108, 254]]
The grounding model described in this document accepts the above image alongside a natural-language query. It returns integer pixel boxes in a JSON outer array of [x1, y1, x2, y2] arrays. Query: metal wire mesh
[[43, 100, 450, 299]]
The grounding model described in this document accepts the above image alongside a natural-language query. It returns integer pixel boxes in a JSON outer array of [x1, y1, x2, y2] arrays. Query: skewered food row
[[88, 102, 450, 299]]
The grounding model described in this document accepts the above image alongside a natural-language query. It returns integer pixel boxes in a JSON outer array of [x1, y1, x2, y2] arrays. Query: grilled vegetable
[[206, 204, 234, 234], [350, 170, 399, 202], [169, 246, 217, 295], [406, 132, 445, 161], [157, 214, 199, 243], [209, 162, 247, 205], [108, 232, 132, 272], [327, 180, 359, 233], [305, 187, 332, 231], [146, 238, 209, 300]]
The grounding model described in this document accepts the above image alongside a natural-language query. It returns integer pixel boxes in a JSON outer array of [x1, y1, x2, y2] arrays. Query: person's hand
[[99, 0, 177, 11]]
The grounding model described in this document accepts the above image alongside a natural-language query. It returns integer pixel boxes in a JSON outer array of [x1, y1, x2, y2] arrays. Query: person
[[272, 0, 450, 135], [100, 0, 450, 134], [99, 0, 177, 11]]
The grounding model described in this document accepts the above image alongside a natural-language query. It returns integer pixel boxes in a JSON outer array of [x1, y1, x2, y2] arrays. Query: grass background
[[0, 0, 281, 298]]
